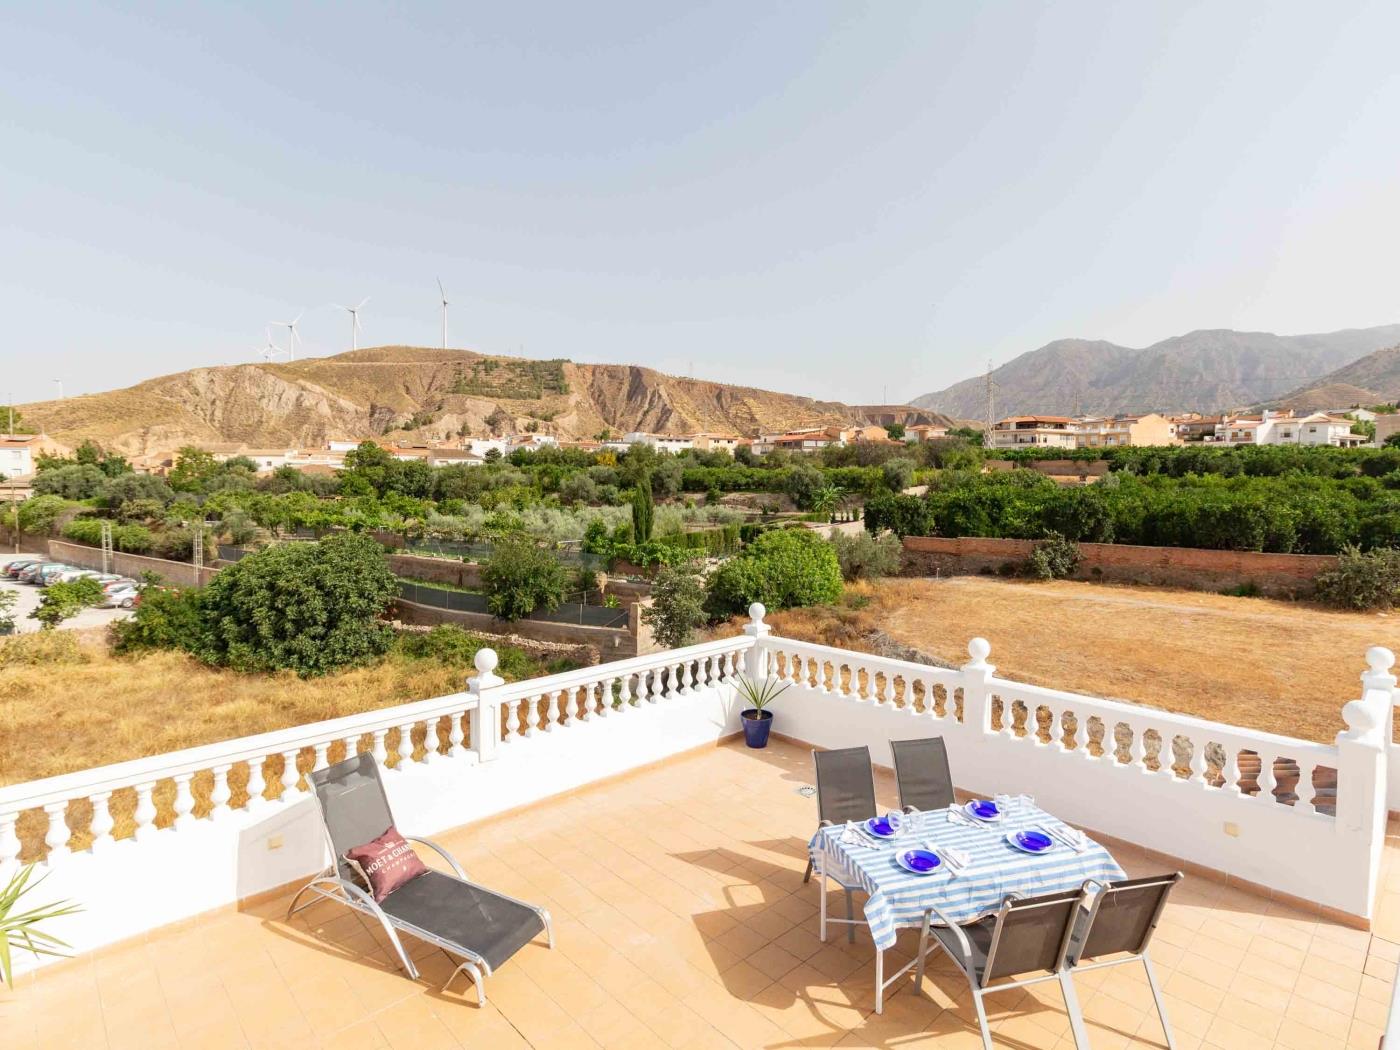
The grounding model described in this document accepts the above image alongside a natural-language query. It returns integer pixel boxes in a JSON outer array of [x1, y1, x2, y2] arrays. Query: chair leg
[[444, 960, 487, 1006], [1143, 954, 1175, 1050], [969, 986, 994, 1050], [913, 912, 931, 996], [845, 888, 855, 944], [1058, 971, 1092, 1050], [818, 867, 828, 941], [803, 858, 813, 884]]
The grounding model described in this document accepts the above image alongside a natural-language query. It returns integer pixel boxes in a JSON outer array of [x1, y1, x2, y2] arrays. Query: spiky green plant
[[1, 864, 81, 986], [733, 674, 792, 715]]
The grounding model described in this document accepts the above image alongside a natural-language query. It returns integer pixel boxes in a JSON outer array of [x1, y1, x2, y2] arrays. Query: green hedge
[[60, 517, 155, 553]]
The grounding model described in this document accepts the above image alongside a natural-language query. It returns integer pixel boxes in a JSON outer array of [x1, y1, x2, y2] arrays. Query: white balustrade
[[89, 791, 114, 847], [133, 783, 157, 841], [172, 774, 195, 830], [43, 803, 68, 861], [209, 765, 232, 815], [245, 757, 266, 806]]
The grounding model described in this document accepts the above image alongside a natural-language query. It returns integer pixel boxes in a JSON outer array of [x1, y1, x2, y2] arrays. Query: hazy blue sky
[[6, 2, 1400, 407]]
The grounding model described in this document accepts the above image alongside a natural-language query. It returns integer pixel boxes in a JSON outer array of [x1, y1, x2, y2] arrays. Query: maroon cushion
[[343, 826, 429, 902]]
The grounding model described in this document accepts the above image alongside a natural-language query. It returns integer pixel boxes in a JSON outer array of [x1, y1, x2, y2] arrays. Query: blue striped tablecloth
[[809, 802, 1126, 951]]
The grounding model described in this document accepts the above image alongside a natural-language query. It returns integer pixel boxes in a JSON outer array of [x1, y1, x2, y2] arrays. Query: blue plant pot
[[741, 709, 773, 748]]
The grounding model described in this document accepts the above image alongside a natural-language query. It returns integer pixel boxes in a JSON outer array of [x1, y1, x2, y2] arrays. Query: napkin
[[928, 841, 973, 872], [1050, 823, 1089, 852]]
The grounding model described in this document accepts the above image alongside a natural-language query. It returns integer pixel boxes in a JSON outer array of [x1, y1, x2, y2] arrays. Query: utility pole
[[985, 359, 996, 437], [100, 520, 113, 575], [53, 379, 63, 401], [7, 393, 12, 433]]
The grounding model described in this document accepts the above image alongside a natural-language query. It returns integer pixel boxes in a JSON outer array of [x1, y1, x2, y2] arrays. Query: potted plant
[[734, 674, 790, 749], [1, 864, 82, 987]]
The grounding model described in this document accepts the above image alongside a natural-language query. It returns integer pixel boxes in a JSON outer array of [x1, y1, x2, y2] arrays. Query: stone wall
[[394, 597, 647, 662], [386, 553, 483, 588], [901, 535, 1338, 598], [45, 540, 219, 588]]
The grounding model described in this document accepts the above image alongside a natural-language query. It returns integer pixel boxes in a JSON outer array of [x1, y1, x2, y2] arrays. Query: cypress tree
[[631, 474, 654, 543]]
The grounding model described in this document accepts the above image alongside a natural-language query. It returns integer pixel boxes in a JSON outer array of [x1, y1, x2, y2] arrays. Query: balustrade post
[[467, 649, 505, 763], [210, 765, 232, 817], [1332, 647, 1395, 917], [245, 757, 267, 807], [43, 803, 68, 862], [172, 774, 195, 830], [89, 791, 115, 848], [960, 637, 995, 735], [742, 603, 770, 683], [447, 712, 466, 756], [133, 782, 158, 841]]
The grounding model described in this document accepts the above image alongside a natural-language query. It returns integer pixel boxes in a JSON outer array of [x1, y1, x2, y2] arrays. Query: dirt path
[[760, 576, 1400, 744]]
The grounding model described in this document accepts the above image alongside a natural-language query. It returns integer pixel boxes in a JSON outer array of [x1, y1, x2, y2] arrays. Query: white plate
[[965, 800, 1003, 823]]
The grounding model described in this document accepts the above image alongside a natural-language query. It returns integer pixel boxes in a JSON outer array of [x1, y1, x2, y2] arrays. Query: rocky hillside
[[912, 325, 1400, 417], [1270, 345, 1400, 411], [16, 346, 957, 456]]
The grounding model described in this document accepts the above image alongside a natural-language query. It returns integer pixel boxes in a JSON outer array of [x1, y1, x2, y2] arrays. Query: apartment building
[[621, 432, 695, 453], [987, 416, 1079, 449], [0, 434, 41, 479], [691, 433, 743, 454], [905, 423, 950, 442], [1074, 413, 1181, 448]]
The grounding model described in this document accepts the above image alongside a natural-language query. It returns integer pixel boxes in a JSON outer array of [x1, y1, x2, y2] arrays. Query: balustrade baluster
[[570, 685, 586, 721], [676, 661, 690, 695], [447, 712, 465, 756], [524, 695, 540, 736], [371, 730, 389, 764], [882, 673, 895, 706], [1226, 748, 1243, 795], [1125, 724, 1144, 767], [43, 802, 69, 861], [1258, 752, 1277, 803], [246, 757, 267, 807], [504, 699, 521, 740], [1297, 762, 1317, 813], [172, 774, 195, 830], [210, 765, 232, 816], [0, 813, 20, 866], [396, 724, 415, 766], [546, 691, 561, 731], [635, 668, 650, 705], [89, 791, 115, 847], [281, 751, 300, 796], [1189, 739, 1207, 785], [618, 675, 632, 710], [133, 782, 158, 841], [312, 741, 330, 773]]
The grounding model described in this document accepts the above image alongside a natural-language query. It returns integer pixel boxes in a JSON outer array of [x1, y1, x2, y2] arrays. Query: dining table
[[807, 798, 1126, 1012]]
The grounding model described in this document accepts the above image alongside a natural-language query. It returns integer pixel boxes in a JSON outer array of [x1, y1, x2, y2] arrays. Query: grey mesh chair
[[914, 889, 1092, 1050], [890, 736, 956, 812], [1067, 873, 1182, 1048], [286, 752, 553, 1005], [804, 746, 877, 943]]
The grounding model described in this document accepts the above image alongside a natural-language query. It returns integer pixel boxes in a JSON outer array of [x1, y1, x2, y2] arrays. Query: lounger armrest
[[404, 835, 468, 879], [925, 902, 974, 962]]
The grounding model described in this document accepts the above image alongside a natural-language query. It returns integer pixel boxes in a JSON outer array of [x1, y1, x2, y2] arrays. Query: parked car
[[3, 558, 45, 579], [18, 562, 67, 584], [52, 567, 104, 585], [99, 583, 140, 609], [37, 564, 78, 586]]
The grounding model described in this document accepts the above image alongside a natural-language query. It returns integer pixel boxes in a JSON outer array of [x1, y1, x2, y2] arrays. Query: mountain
[[1271, 345, 1400, 411], [911, 325, 1400, 418], [15, 346, 958, 457]]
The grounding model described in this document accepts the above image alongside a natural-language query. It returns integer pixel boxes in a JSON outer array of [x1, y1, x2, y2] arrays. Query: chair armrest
[[405, 835, 467, 879], [924, 902, 975, 963]]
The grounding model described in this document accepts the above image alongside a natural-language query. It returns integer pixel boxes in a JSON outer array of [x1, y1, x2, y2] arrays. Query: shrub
[[881, 458, 916, 492], [32, 463, 107, 500], [16, 495, 78, 535], [111, 585, 206, 654], [784, 463, 825, 510], [99, 472, 174, 509], [559, 473, 598, 505], [862, 494, 935, 538], [0, 589, 16, 633], [829, 530, 903, 581], [1026, 532, 1081, 580], [481, 534, 569, 620], [706, 528, 843, 618], [642, 566, 708, 648], [393, 625, 542, 680], [1315, 546, 1400, 610], [30, 577, 104, 630], [0, 631, 88, 667], [198, 532, 398, 675]]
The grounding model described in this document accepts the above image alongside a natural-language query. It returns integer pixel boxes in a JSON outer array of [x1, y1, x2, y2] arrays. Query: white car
[[52, 567, 104, 584], [99, 584, 140, 609]]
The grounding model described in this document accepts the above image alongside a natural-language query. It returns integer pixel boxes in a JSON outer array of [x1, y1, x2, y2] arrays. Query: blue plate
[[1006, 829, 1055, 854], [866, 814, 901, 838], [895, 849, 942, 875], [966, 799, 1002, 822]]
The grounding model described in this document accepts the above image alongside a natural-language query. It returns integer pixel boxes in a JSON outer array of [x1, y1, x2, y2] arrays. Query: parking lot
[[2, 553, 136, 634]]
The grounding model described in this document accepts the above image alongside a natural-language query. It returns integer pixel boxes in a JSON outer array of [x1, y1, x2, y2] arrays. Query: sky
[[5, 2, 1400, 407]]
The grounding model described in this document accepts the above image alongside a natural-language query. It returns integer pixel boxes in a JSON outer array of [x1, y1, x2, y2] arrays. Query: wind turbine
[[437, 278, 449, 350], [255, 327, 282, 364], [271, 312, 303, 362], [335, 298, 369, 352]]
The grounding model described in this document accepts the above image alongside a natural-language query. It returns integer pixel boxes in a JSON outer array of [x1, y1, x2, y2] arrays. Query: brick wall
[[901, 535, 1338, 597], [394, 597, 645, 661], [385, 553, 483, 588]]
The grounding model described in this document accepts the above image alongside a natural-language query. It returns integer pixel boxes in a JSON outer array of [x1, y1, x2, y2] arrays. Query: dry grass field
[[745, 576, 1398, 744], [0, 631, 530, 787]]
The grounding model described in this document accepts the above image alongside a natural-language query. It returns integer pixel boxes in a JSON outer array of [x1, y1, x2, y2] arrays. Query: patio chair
[[890, 736, 955, 812], [286, 752, 553, 1006], [804, 746, 877, 942], [1066, 873, 1182, 1048], [914, 889, 1092, 1050]]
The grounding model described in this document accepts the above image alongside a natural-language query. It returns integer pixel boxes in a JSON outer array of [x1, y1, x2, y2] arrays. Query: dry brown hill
[[1270, 345, 1400, 411], [17, 346, 957, 456]]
